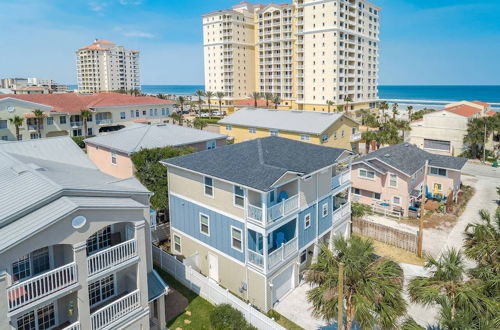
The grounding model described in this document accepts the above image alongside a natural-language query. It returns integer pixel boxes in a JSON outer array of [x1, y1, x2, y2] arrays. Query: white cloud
[[123, 31, 154, 38], [89, 1, 108, 13], [118, 0, 143, 5]]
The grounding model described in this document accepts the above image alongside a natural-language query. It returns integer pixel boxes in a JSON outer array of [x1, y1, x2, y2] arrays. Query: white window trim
[[352, 187, 361, 196], [429, 167, 447, 177], [322, 203, 328, 217], [433, 183, 443, 192], [173, 234, 182, 253], [248, 127, 256, 134], [392, 195, 402, 206], [89, 274, 117, 308], [203, 176, 214, 198], [199, 213, 210, 236], [372, 192, 381, 200], [230, 226, 243, 252], [233, 185, 245, 209], [388, 173, 398, 188], [304, 213, 311, 229], [358, 168, 375, 180]]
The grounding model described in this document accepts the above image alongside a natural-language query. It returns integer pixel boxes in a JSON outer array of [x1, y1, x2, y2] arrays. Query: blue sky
[[1, 0, 499, 85]]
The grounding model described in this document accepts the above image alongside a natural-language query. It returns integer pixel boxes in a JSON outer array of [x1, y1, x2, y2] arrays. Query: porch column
[[73, 241, 91, 330], [328, 230, 335, 251], [134, 221, 149, 308], [158, 295, 167, 330], [312, 242, 320, 263], [263, 231, 268, 271], [261, 192, 267, 224], [0, 271, 9, 329]]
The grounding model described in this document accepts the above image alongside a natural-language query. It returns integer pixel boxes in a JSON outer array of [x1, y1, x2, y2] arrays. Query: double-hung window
[[231, 227, 243, 251], [111, 151, 117, 165], [59, 116, 67, 124], [204, 177, 213, 196], [322, 203, 328, 217], [304, 214, 311, 228], [200, 213, 210, 236], [206, 140, 216, 150], [393, 196, 401, 205], [225, 125, 232, 131], [46, 117, 54, 125], [429, 167, 447, 177], [234, 185, 244, 208], [352, 187, 361, 195], [389, 173, 397, 188], [321, 134, 328, 143], [270, 129, 278, 136], [300, 134, 310, 141], [248, 127, 256, 134], [173, 234, 181, 253], [359, 169, 375, 179], [120, 112, 126, 119]]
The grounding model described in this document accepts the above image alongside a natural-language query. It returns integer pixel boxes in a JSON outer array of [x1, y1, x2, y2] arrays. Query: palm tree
[[272, 95, 281, 110], [80, 109, 92, 137], [32, 109, 45, 139], [306, 236, 406, 330], [357, 109, 370, 125], [205, 91, 215, 118], [391, 103, 399, 120], [169, 112, 181, 125], [379, 101, 388, 121], [216, 91, 225, 116], [395, 119, 411, 141], [407, 105, 414, 122], [193, 117, 208, 130], [344, 96, 353, 114], [9, 115, 24, 141], [195, 90, 204, 117], [326, 100, 334, 113], [464, 209, 500, 285], [250, 92, 261, 108], [362, 131, 378, 154], [408, 249, 496, 329], [264, 93, 273, 108], [336, 105, 344, 113]]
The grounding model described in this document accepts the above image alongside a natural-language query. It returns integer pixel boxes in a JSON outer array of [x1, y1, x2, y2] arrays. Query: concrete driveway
[[274, 281, 328, 330]]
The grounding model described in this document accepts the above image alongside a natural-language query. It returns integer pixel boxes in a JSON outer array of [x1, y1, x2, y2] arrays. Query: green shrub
[[209, 304, 257, 330], [267, 309, 281, 321], [351, 202, 372, 218], [71, 135, 94, 148]]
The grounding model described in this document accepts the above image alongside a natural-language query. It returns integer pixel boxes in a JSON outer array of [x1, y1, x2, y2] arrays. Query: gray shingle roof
[[85, 123, 226, 155], [354, 143, 467, 175], [164, 136, 350, 191], [0, 137, 149, 229], [218, 107, 347, 135]]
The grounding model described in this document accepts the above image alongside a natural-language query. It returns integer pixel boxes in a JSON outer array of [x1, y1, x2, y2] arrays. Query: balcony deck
[[87, 239, 138, 278], [90, 289, 141, 330]]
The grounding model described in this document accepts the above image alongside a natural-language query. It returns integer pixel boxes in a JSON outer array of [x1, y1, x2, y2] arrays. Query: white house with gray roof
[[0, 137, 169, 330], [219, 108, 361, 152], [351, 143, 468, 217], [162, 137, 354, 311], [85, 123, 227, 179]]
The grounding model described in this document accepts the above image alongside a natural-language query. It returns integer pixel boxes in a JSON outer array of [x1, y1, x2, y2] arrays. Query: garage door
[[272, 265, 294, 305], [424, 139, 450, 151]]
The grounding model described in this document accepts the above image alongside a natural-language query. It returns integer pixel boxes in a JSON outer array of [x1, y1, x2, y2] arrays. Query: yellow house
[[219, 107, 361, 152]]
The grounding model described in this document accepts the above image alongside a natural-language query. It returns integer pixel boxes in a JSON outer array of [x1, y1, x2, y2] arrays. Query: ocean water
[[67, 85, 500, 109]]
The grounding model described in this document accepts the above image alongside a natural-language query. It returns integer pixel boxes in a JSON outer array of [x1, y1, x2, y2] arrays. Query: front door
[[208, 253, 219, 282]]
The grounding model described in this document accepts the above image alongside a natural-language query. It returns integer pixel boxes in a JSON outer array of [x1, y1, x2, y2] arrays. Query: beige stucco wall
[[86, 143, 134, 179]]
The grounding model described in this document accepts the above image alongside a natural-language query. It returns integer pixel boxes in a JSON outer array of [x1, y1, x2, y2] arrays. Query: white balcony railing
[[247, 204, 263, 223], [70, 121, 83, 127], [331, 170, 351, 190], [87, 239, 138, 277], [61, 321, 81, 330], [267, 194, 299, 222], [90, 289, 141, 330], [96, 119, 112, 125], [350, 131, 362, 142], [7, 262, 78, 312], [268, 237, 298, 270], [248, 250, 264, 269], [27, 124, 43, 131], [333, 202, 351, 223]]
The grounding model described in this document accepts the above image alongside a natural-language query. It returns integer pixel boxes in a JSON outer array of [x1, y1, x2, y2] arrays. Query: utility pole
[[483, 119, 487, 163], [338, 262, 345, 330], [417, 160, 428, 258]]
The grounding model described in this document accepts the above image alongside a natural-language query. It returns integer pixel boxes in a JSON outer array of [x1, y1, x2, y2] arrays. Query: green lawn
[[269, 310, 305, 330], [155, 266, 214, 329]]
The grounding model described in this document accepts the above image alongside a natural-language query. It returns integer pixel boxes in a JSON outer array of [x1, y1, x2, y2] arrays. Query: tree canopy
[[131, 146, 194, 211]]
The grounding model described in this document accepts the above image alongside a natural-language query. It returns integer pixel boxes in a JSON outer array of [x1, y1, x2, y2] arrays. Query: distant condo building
[[76, 39, 140, 93], [203, 0, 380, 111]]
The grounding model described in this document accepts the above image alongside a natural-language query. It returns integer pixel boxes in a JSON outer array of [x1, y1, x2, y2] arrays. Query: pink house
[[351, 143, 467, 217]]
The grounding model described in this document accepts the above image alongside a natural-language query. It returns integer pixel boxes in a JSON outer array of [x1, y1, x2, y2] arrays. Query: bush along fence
[[152, 245, 285, 330], [352, 218, 418, 253]]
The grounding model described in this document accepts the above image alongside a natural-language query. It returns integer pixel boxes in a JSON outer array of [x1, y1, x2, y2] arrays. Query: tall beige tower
[[76, 39, 140, 93], [202, 0, 380, 111]]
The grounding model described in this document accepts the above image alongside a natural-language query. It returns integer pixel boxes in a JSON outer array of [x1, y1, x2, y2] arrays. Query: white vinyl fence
[[152, 245, 285, 330]]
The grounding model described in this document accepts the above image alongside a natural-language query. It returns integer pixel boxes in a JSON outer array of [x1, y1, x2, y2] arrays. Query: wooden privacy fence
[[352, 218, 418, 253], [152, 245, 285, 330]]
